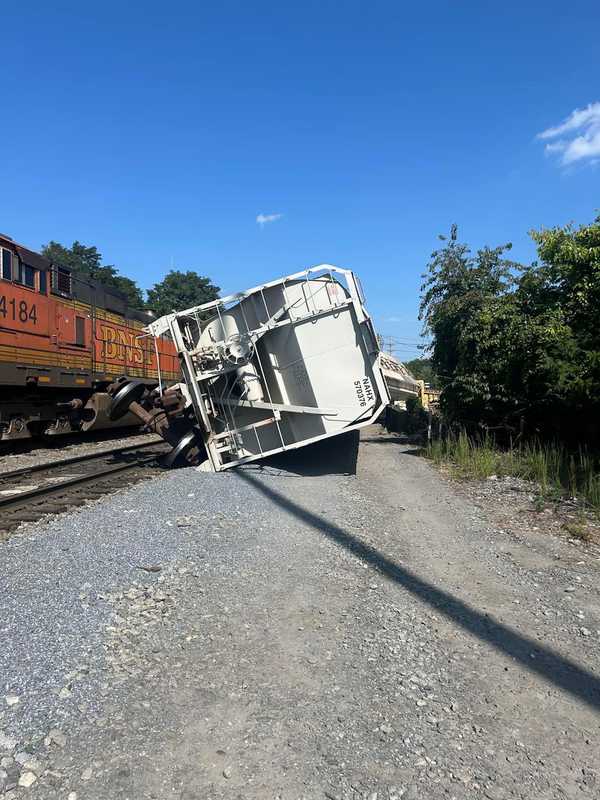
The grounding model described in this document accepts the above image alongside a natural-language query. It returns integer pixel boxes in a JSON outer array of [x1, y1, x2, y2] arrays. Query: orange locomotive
[[0, 233, 179, 441]]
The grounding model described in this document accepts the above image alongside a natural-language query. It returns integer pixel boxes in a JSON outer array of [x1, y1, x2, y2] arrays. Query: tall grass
[[426, 431, 600, 509]]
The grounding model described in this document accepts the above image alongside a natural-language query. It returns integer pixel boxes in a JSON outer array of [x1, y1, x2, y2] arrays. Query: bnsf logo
[[99, 324, 146, 365]]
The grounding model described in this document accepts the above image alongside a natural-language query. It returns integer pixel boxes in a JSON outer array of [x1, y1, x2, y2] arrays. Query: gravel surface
[[449, 471, 600, 549], [0, 425, 598, 799], [0, 432, 160, 475]]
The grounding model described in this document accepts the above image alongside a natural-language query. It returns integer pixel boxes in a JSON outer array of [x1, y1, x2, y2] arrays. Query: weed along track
[[0, 440, 170, 538]]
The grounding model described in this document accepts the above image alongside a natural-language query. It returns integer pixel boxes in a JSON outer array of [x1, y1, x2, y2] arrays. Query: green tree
[[522, 215, 600, 436], [529, 215, 600, 354], [109, 275, 145, 309], [42, 241, 101, 274], [419, 215, 600, 444], [404, 358, 438, 387], [41, 240, 144, 308], [419, 225, 520, 429], [146, 270, 220, 317]]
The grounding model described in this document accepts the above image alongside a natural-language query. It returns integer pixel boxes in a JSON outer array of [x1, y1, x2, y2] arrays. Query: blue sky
[[1, 1, 599, 360]]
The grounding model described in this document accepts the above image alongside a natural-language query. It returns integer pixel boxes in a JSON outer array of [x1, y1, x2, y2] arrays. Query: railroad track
[[0, 440, 171, 537], [0, 426, 145, 457]]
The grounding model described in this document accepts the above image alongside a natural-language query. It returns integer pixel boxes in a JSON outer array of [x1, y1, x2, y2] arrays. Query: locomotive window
[[1, 248, 12, 280], [39, 270, 47, 294], [24, 265, 35, 288]]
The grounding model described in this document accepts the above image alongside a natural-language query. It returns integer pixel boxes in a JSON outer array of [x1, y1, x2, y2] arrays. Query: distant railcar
[[0, 233, 179, 441], [379, 353, 420, 405]]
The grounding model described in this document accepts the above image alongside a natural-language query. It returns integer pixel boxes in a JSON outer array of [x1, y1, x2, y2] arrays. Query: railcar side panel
[[0, 280, 54, 386], [0, 280, 48, 335], [0, 282, 179, 387]]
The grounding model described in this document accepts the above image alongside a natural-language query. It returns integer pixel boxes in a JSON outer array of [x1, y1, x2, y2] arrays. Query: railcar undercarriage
[[0, 386, 142, 441]]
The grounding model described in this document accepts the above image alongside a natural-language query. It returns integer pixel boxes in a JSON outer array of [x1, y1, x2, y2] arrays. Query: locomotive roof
[[0, 233, 51, 272], [0, 233, 153, 324]]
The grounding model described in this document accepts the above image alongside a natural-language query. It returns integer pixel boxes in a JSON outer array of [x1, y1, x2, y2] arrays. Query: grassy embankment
[[426, 431, 600, 512]]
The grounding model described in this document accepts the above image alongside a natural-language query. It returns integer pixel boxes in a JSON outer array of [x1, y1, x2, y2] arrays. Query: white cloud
[[537, 102, 600, 166], [256, 212, 283, 227]]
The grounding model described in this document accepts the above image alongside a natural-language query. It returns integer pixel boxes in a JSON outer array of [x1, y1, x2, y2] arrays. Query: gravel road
[[0, 425, 598, 800]]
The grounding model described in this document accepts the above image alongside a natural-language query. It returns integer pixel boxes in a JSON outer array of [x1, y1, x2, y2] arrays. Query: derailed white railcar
[[146, 265, 390, 471]]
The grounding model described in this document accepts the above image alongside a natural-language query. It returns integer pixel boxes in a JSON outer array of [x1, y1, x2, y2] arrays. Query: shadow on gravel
[[361, 433, 424, 456], [245, 431, 360, 477], [362, 434, 419, 445], [238, 470, 600, 712]]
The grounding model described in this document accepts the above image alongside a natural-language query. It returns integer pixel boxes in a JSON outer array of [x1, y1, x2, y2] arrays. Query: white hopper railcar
[[145, 265, 390, 471]]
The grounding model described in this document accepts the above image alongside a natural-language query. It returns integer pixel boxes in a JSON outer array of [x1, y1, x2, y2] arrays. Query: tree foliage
[[41, 241, 221, 317], [42, 240, 144, 308], [419, 215, 600, 444], [145, 270, 220, 317], [404, 358, 438, 387]]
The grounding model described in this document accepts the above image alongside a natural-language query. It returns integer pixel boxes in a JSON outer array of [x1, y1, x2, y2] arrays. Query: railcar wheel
[[161, 430, 203, 468], [109, 381, 146, 421]]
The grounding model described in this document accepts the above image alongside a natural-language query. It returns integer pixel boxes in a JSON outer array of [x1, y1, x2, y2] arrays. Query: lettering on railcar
[[0, 295, 37, 324], [99, 323, 144, 364], [354, 376, 374, 407], [291, 361, 310, 388]]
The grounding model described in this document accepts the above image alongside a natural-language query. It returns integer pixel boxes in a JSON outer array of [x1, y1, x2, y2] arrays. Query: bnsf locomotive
[[0, 233, 179, 441]]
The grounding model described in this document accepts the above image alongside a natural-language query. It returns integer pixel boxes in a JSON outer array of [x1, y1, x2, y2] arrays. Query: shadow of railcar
[[241, 430, 360, 478]]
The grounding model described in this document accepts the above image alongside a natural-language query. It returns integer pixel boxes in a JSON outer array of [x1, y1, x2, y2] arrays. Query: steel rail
[[0, 438, 163, 483], [0, 451, 166, 512]]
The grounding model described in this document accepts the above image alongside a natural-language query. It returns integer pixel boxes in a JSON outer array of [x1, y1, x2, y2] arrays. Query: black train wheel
[[161, 430, 204, 468], [109, 381, 147, 421]]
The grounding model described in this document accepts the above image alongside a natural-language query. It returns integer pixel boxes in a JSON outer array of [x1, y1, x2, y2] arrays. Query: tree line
[[418, 213, 600, 447], [41, 240, 220, 317], [404, 358, 438, 386]]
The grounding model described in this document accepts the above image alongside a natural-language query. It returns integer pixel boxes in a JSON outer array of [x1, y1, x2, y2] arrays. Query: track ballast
[[0, 440, 171, 538]]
